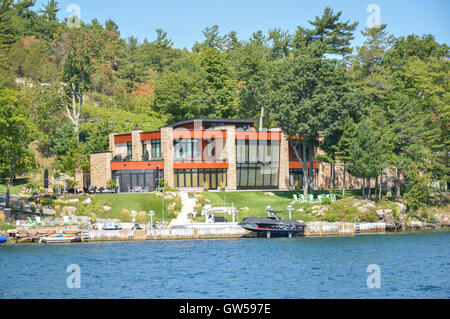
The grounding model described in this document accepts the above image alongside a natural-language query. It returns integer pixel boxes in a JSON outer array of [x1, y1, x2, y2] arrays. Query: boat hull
[[239, 217, 306, 236], [0, 236, 7, 243], [40, 234, 77, 244]]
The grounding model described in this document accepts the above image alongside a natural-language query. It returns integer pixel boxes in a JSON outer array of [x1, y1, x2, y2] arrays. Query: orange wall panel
[[173, 162, 229, 169], [140, 131, 161, 141], [110, 161, 164, 171], [114, 134, 132, 143]]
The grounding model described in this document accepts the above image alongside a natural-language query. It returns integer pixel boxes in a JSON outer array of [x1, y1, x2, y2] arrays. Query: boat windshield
[[267, 210, 282, 220]]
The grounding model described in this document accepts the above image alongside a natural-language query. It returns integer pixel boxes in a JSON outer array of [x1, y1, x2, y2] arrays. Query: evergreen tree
[[38, 0, 59, 21]]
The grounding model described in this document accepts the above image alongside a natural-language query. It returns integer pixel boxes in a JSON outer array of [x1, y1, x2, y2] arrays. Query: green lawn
[[0, 178, 29, 195], [89, 193, 175, 222], [201, 191, 323, 222]]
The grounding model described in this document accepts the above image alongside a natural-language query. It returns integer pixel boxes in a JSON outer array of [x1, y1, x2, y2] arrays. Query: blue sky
[[34, 0, 449, 50]]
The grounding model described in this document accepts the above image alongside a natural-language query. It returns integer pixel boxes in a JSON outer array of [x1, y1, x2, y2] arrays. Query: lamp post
[[148, 210, 154, 229], [287, 205, 293, 220], [131, 211, 137, 228]]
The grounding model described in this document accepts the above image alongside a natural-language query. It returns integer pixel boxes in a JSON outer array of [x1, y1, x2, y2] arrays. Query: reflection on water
[[1, 231, 449, 299]]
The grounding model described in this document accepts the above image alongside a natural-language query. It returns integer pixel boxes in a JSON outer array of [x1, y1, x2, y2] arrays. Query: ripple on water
[[1, 231, 449, 298]]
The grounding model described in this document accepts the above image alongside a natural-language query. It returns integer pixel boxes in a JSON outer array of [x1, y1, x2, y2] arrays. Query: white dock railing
[[86, 222, 386, 241]]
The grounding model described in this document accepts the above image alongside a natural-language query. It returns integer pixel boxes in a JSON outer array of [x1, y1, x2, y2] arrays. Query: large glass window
[[174, 169, 227, 189], [112, 169, 160, 193], [127, 142, 132, 157], [236, 139, 280, 189], [289, 169, 303, 188], [151, 140, 161, 158], [174, 139, 198, 161]]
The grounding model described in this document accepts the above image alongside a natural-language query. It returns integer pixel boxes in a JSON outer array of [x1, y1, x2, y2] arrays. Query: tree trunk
[[302, 143, 309, 198], [292, 142, 308, 198], [379, 170, 383, 199], [62, 83, 83, 142], [362, 178, 366, 198], [368, 178, 371, 199], [375, 175, 379, 200], [308, 144, 314, 195]]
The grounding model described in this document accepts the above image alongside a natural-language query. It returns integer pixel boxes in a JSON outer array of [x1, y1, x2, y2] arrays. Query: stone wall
[[317, 164, 398, 190], [161, 127, 174, 188], [279, 132, 290, 190], [109, 133, 117, 156], [132, 129, 143, 161], [225, 126, 237, 190], [115, 143, 128, 159], [90, 152, 112, 187]]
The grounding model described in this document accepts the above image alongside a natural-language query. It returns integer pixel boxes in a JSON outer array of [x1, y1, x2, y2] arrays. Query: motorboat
[[39, 233, 77, 243], [239, 207, 306, 237], [102, 222, 123, 230]]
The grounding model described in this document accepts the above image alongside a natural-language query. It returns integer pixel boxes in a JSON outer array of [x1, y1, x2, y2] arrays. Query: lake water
[[1, 231, 449, 299]]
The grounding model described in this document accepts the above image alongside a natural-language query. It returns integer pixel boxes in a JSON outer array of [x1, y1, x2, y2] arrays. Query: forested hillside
[[0, 1, 448, 212]]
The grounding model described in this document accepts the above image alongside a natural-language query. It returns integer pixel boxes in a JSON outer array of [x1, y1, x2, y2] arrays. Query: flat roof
[[162, 118, 258, 128]]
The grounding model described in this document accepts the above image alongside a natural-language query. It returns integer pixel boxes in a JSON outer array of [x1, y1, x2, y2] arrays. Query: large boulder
[[364, 202, 376, 209], [357, 206, 370, 213], [43, 208, 56, 216], [66, 206, 77, 214], [376, 210, 385, 219]]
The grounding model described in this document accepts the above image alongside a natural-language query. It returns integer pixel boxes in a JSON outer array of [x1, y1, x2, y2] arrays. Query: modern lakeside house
[[89, 118, 351, 193]]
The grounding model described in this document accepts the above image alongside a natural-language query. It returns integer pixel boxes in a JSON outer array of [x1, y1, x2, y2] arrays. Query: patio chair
[[330, 194, 337, 202], [298, 194, 305, 203], [317, 194, 325, 203], [293, 194, 299, 203], [27, 217, 36, 226], [35, 216, 43, 226], [306, 194, 314, 203]]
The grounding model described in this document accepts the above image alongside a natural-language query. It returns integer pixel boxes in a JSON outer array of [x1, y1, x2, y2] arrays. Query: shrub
[[106, 179, 116, 189], [404, 166, 431, 212], [174, 195, 182, 212], [19, 200, 25, 212], [0, 211, 5, 225], [167, 204, 177, 219], [52, 184, 63, 193], [137, 211, 147, 223], [90, 213, 97, 223], [66, 179, 75, 189], [202, 182, 209, 192], [321, 197, 332, 205], [121, 209, 131, 222], [294, 181, 301, 191]]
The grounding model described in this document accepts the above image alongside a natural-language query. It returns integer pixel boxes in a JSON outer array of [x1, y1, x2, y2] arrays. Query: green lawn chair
[[293, 194, 300, 203], [306, 194, 314, 202], [330, 194, 337, 202], [317, 194, 325, 203], [27, 217, 36, 226], [298, 194, 305, 203]]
